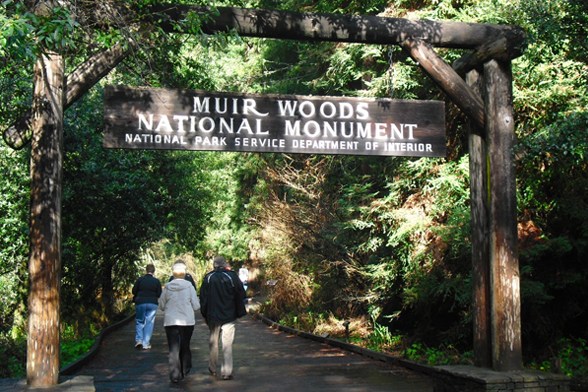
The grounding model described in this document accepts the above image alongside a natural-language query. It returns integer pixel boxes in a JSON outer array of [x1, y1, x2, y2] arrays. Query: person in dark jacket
[[199, 256, 246, 380], [132, 264, 162, 350]]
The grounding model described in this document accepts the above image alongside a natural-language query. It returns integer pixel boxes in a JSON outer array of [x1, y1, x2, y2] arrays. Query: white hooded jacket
[[159, 278, 200, 327]]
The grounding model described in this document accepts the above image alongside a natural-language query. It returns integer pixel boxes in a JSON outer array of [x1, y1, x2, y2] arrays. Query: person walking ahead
[[200, 255, 246, 380], [159, 261, 200, 383], [132, 264, 162, 350]]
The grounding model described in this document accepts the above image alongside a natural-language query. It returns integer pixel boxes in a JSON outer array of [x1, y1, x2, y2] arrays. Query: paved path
[[2, 311, 435, 391]]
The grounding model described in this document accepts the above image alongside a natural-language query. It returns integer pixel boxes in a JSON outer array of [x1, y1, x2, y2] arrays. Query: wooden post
[[467, 69, 492, 368], [484, 59, 522, 371], [27, 50, 64, 386]]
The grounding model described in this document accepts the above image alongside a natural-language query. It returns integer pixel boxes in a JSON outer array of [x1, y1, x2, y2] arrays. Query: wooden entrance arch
[[152, 4, 526, 372], [7, 3, 526, 386]]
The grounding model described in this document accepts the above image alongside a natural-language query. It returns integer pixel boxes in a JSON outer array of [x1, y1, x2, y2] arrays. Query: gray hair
[[213, 255, 228, 268]]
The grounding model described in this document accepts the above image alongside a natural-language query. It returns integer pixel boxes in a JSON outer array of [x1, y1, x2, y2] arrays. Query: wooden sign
[[103, 86, 445, 157]]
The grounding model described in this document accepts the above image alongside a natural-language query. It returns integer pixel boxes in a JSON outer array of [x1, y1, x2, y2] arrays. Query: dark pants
[[165, 325, 194, 382]]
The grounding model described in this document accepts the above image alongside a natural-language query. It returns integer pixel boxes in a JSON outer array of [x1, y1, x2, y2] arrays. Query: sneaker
[[142, 344, 151, 350], [221, 375, 233, 380], [134, 342, 142, 350]]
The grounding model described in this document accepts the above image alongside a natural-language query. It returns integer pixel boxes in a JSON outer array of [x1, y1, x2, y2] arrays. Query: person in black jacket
[[132, 264, 162, 350], [199, 256, 246, 380]]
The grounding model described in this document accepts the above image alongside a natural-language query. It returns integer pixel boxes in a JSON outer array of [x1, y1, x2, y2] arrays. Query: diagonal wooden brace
[[2, 42, 130, 149], [400, 37, 485, 129]]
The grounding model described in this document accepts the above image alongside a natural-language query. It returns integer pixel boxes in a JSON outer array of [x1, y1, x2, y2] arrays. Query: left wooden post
[[27, 47, 65, 386]]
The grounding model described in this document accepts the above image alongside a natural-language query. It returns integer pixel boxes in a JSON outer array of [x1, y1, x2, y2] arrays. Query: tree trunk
[[101, 258, 115, 321], [27, 50, 65, 386]]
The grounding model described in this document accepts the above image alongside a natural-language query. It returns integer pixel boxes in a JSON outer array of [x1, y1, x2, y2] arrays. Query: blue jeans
[[135, 303, 158, 347]]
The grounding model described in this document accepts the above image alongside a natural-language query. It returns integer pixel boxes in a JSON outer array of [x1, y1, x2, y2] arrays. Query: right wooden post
[[484, 59, 522, 371]]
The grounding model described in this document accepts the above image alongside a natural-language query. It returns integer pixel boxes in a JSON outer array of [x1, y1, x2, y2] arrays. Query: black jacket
[[132, 274, 162, 305], [199, 268, 246, 325]]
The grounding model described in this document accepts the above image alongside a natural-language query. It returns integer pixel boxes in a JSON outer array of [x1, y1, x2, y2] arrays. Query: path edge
[[59, 313, 135, 376], [252, 313, 572, 392], [253, 313, 428, 373]]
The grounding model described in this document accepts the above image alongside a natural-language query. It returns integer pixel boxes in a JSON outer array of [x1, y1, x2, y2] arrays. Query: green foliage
[[258, 0, 388, 14], [0, 1, 34, 61], [59, 323, 97, 367], [518, 112, 588, 226], [59, 83, 215, 325], [62, 89, 158, 322], [0, 333, 26, 378], [509, 0, 588, 129], [197, 152, 255, 262], [366, 323, 393, 351], [60, 338, 95, 368], [0, 146, 29, 335], [0, 323, 100, 378], [279, 311, 327, 332], [1, 0, 80, 57], [331, 156, 473, 345], [557, 338, 588, 378], [515, 110, 588, 351], [366, 307, 396, 351], [529, 338, 588, 379], [404, 342, 474, 366]]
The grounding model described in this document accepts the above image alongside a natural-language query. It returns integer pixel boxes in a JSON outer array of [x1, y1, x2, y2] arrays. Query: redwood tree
[[26, 1, 65, 385]]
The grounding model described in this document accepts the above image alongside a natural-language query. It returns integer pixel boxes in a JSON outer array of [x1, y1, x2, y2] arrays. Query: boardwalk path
[[3, 311, 435, 391]]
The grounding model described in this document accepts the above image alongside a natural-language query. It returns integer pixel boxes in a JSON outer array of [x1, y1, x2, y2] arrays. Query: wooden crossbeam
[[151, 5, 526, 52]]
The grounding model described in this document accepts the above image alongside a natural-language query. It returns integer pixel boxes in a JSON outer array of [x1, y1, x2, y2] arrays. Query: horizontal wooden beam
[[149, 5, 526, 53]]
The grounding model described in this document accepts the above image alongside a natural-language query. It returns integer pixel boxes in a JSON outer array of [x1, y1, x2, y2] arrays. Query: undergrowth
[[0, 324, 98, 379], [527, 338, 588, 379], [274, 308, 588, 379]]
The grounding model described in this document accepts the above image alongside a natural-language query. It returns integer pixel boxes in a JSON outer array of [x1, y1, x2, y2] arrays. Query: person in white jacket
[[159, 261, 200, 383]]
